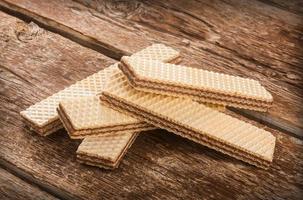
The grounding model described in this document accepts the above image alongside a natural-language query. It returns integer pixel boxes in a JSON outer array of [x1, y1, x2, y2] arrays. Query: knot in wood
[[102, 0, 142, 18], [286, 72, 301, 80], [14, 22, 44, 43]]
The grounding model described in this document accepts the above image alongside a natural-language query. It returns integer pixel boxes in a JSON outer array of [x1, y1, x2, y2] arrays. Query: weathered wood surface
[[257, 0, 303, 15], [1, 0, 303, 137], [0, 167, 59, 200], [1, 10, 303, 200]]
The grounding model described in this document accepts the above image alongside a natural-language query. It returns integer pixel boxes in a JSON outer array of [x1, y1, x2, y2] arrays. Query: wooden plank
[[1, 0, 302, 137], [0, 167, 59, 200], [1, 11, 303, 200], [0, 11, 114, 200], [0, 10, 115, 101], [257, 0, 303, 15]]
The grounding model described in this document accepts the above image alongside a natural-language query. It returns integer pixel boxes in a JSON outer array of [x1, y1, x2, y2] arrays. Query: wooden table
[[0, 0, 302, 199]]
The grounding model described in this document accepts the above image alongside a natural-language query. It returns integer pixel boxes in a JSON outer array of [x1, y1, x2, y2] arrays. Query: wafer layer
[[20, 44, 180, 135], [100, 71, 276, 169], [77, 131, 138, 169], [57, 96, 155, 139], [119, 57, 273, 111], [58, 95, 223, 139]]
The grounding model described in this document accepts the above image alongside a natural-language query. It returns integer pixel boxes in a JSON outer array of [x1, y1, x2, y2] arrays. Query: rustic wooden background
[[0, 0, 302, 199]]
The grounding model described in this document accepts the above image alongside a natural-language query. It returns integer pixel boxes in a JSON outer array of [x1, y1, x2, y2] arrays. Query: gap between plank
[[0, 3, 125, 60], [0, 167, 59, 200], [0, 159, 77, 200], [230, 108, 303, 139]]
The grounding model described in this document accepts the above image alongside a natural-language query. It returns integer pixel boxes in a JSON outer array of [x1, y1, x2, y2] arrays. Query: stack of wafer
[[20, 44, 181, 169], [20, 43, 276, 170], [57, 96, 155, 139], [20, 44, 180, 136], [100, 71, 275, 169]]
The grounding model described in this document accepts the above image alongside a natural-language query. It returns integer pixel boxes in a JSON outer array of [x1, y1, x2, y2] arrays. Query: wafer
[[58, 93, 224, 139], [100, 71, 276, 169], [20, 44, 180, 136], [77, 131, 138, 169], [57, 96, 155, 139], [119, 57, 273, 111]]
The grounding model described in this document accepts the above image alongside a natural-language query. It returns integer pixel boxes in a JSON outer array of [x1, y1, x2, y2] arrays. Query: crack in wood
[[0, 2, 125, 60], [0, 159, 75, 200]]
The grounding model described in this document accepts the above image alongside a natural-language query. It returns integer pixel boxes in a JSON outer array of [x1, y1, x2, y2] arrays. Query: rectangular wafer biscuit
[[21, 66, 117, 135], [119, 57, 273, 111], [100, 71, 276, 169], [77, 131, 138, 169], [20, 44, 180, 136], [58, 91, 224, 139], [57, 96, 155, 139]]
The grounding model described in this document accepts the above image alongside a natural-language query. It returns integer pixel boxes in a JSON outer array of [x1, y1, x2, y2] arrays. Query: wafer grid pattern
[[20, 44, 180, 134], [20, 65, 117, 127], [101, 97, 271, 168], [77, 131, 137, 168], [57, 105, 150, 138], [77, 132, 134, 161], [60, 96, 140, 129], [121, 57, 273, 102], [120, 80, 267, 112], [58, 94, 222, 139], [132, 44, 180, 63]]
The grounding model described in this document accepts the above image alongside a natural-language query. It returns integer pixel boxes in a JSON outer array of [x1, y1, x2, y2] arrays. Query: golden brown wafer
[[100, 71, 276, 169], [20, 65, 117, 136], [57, 96, 155, 139], [77, 131, 138, 169], [119, 57, 273, 111], [20, 44, 180, 135], [58, 95, 224, 139]]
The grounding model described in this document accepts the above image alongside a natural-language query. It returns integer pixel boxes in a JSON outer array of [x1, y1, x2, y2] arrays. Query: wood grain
[[0, 167, 59, 200], [1, 0, 302, 137], [257, 0, 303, 15], [0, 11, 303, 200]]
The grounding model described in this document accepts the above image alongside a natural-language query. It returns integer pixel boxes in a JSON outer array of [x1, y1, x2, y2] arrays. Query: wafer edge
[[100, 93, 273, 169], [20, 44, 181, 135], [57, 106, 154, 139], [76, 132, 138, 169], [119, 62, 271, 111], [120, 57, 273, 103]]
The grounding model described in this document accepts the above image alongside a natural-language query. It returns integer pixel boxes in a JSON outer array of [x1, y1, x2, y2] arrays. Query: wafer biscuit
[[119, 57, 273, 111], [100, 71, 276, 169], [20, 44, 180, 135], [58, 94, 223, 139], [20, 66, 116, 136], [57, 96, 155, 139], [77, 131, 138, 169]]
